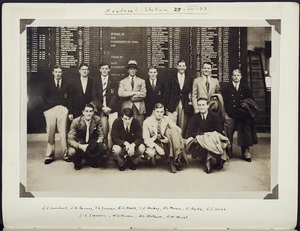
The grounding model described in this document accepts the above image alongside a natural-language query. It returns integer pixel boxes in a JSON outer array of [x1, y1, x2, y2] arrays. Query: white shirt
[[149, 78, 157, 88], [201, 111, 208, 120], [177, 73, 185, 90], [233, 81, 240, 91], [80, 77, 88, 94], [54, 78, 62, 88]]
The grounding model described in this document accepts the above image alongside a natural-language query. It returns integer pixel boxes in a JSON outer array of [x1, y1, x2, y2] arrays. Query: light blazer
[[68, 115, 104, 149], [118, 76, 146, 114], [143, 115, 178, 148], [192, 76, 221, 113]]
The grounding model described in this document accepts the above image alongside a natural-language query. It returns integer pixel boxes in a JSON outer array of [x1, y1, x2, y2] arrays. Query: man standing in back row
[[118, 60, 147, 125], [42, 65, 72, 164], [93, 63, 119, 148]]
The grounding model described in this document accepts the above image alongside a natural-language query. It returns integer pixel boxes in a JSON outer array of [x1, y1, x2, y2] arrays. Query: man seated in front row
[[186, 98, 229, 174], [68, 103, 107, 170], [111, 108, 145, 171], [143, 103, 188, 173]]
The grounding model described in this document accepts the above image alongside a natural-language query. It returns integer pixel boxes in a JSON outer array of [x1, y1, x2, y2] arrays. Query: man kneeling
[[143, 103, 188, 173], [68, 104, 107, 170], [111, 108, 145, 171], [186, 98, 229, 174]]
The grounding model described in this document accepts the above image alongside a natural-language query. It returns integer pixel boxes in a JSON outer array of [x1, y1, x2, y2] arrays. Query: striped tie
[[102, 79, 107, 106], [131, 77, 134, 90]]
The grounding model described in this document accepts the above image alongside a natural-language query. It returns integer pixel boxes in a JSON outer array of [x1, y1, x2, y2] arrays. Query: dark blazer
[[145, 78, 165, 116], [187, 111, 224, 138], [42, 78, 72, 112], [111, 118, 143, 148], [222, 82, 253, 120], [164, 74, 192, 113], [92, 76, 119, 113], [68, 115, 104, 149], [69, 77, 93, 118]]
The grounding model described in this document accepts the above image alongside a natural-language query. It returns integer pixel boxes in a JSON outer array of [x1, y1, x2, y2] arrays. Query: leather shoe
[[90, 163, 98, 168], [214, 163, 223, 170], [44, 159, 54, 165], [243, 157, 252, 162], [74, 165, 81, 170], [119, 166, 125, 171], [175, 165, 182, 171], [204, 167, 213, 174]]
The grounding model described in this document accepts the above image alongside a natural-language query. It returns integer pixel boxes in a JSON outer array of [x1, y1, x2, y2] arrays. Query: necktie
[[57, 80, 60, 89], [102, 78, 107, 106], [131, 77, 134, 90], [157, 120, 162, 139], [202, 115, 206, 121], [85, 121, 90, 143], [126, 126, 129, 133], [235, 83, 239, 91], [151, 79, 155, 90], [205, 77, 209, 93]]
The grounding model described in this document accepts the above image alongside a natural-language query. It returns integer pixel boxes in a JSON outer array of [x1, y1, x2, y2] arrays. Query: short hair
[[100, 63, 110, 68], [197, 97, 208, 104], [79, 63, 89, 69], [154, 103, 164, 110], [202, 62, 213, 68], [52, 65, 62, 70], [82, 103, 94, 111], [122, 108, 134, 118], [177, 59, 186, 65], [148, 66, 158, 70], [232, 69, 241, 74]]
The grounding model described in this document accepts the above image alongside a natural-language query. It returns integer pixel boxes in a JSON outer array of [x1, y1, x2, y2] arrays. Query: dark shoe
[[175, 165, 182, 171], [204, 167, 213, 174], [44, 159, 54, 165], [128, 158, 137, 170], [63, 153, 72, 162], [243, 157, 252, 162], [119, 166, 125, 171], [214, 163, 223, 170], [90, 163, 98, 168], [74, 165, 81, 170]]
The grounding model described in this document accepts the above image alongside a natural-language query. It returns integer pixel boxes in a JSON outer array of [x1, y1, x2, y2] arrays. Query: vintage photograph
[[24, 24, 274, 198]]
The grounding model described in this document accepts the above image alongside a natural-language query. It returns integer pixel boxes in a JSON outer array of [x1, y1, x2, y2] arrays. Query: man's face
[[52, 68, 62, 80], [148, 68, 158, 80], [232, 71, 242, 83], [202, 63, 212, 77], [99, 65, 110, 77], [79, 65, 89, 78], [82, 106, 94, 121], [153, 107, 164, 120], [177, 61, 186, 74], [197, 100, 209, 114], [128, 68, 137, 77], [122, 115, 133, 127]]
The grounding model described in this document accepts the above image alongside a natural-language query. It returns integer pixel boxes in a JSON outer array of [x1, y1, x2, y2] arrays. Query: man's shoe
[[214, 163, 223, 170], [44, 159, 54, 165], [90, 163, 98, 168], [74, 165, 81, 170], [127, 158, 137, 170], [63, 153, 72, 162], [129, 164, 137, 170], [204, 167, 213, 174], [243, 157, 252, 162], [119, 166, 125, 171], [175, 165, 182, 171]]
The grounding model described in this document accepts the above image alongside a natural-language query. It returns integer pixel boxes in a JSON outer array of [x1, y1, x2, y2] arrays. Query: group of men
[[41, 59, 257, 174]]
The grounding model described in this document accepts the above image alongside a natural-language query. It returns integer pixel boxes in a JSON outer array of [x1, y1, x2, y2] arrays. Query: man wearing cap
[[68, 103, 107, 170], [118, 60, 146, 125], [222, 69, 258, 162], [42, 65, 72, 165], [69, 63, 94, 119], [92, 63, 119, 148], [111, 108, 145, 171], [192, 62, 221, 114]]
